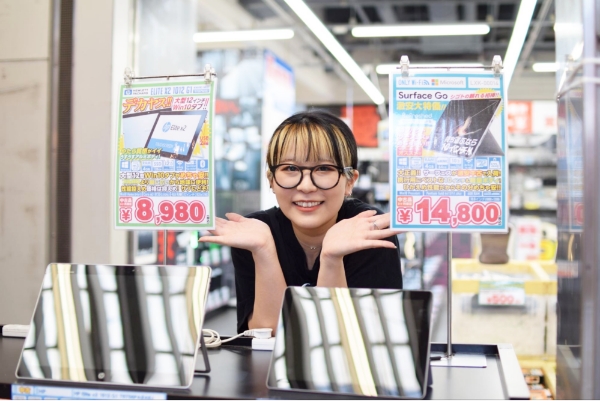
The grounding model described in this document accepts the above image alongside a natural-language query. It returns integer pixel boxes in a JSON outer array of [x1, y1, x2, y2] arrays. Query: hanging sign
[[115, 79, 216, 229], [389, 70, 508, 232]]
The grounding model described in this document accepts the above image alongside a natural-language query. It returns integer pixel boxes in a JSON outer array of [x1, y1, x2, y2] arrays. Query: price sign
[[478, 280, 525, 306], [388, 70, 508, 232], [119, 197, 208, 225], [411, 196, 501, 227], [115, 80, 216, 229]]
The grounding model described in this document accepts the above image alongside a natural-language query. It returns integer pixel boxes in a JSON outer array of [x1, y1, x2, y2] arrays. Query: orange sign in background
[[507, 101, 532, 134], [507, 100, 557, 135], [342, 105, 380, 147]]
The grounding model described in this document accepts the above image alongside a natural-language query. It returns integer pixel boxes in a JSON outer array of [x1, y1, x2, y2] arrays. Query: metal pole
[[446, 232, 453, 358], [420, 233, 425, 290]]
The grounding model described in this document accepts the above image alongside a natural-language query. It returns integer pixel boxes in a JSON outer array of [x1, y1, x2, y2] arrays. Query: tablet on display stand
[[266, 287, 434, 399], [15, 264, 212, 390]]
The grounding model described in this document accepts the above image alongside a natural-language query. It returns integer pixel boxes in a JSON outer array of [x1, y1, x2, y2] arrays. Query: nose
[[296, 169, 317, 192]]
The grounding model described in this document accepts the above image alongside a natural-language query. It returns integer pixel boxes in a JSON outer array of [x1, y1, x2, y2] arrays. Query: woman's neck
[[292, 222, 332, 252], [292, 225, 329, 271]]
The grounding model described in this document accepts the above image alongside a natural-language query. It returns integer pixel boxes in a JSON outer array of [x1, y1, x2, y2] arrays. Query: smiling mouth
[[294, 201, 323, 208]]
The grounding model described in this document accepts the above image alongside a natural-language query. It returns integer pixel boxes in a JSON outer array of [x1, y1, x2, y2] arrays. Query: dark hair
[[266, 110, 358, 178]]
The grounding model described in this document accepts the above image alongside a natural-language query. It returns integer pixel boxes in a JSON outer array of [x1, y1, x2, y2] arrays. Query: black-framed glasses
[[270, 164, 353, 190]]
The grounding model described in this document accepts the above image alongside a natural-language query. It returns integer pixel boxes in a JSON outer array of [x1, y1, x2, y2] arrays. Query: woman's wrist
[[251, 237, 278, 266], [319, 250, 344, 270], [318, 252, 347, 287]]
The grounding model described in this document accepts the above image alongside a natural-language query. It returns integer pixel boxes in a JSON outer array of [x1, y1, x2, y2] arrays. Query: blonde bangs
[[267, 122, 352, 168]]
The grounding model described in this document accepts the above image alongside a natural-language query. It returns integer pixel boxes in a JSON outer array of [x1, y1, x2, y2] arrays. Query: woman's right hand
[[198, 213, 274, 253]]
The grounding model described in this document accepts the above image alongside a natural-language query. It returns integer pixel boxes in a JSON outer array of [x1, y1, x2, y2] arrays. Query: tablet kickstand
[[195, 334, 211, 375]]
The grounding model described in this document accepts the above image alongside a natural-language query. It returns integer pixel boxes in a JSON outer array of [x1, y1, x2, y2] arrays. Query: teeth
[[295, 201, 321, 208]]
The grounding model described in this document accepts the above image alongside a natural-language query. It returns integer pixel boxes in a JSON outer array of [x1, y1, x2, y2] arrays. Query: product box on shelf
[[451, 258, 557, 356], [519, 357, 556, 400]]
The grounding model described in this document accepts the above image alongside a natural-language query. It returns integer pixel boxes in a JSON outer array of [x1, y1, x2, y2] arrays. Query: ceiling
[[195, 0, 557, 105]]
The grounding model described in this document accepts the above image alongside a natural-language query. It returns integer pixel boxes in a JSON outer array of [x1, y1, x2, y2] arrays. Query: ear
[[345, 170, 359, 196]]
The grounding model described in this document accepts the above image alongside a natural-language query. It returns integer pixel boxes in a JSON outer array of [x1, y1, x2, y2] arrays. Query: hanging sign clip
[[204, 64, 216, 82], [400, 55, 410, 77], [492, 55, 503, 76], [124, 67, 133, 86]]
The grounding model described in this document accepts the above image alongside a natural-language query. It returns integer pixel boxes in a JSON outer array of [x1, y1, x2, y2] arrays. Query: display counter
[[0, 336, 529, 399]]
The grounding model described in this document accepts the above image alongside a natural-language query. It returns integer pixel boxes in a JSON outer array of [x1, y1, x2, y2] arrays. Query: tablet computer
[[15, 264, 211, 390], [266, 287, 433, 399], [122, 110, 166, 149], [426, 98, 503, 158], [144, 110, 208, 161]]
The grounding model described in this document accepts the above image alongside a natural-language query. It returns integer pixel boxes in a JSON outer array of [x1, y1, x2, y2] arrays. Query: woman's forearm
[[248, 241, 287, 332], [317, 253, 348, 288]]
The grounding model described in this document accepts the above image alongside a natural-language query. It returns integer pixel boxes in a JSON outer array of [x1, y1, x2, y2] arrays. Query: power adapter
[[252, 337, 275, 351], [203, 327, 274, 349], [248, 328, 274, 350], [247, 328, 272, 339]]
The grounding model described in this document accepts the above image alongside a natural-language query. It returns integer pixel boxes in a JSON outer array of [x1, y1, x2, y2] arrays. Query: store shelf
[[510, 208, 556, 215], [519, 356, 556, 399], [450, 259, 557, 356]]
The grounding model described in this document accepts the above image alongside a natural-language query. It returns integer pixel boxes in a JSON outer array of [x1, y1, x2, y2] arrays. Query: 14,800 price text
[[408, 196, 501, 227]]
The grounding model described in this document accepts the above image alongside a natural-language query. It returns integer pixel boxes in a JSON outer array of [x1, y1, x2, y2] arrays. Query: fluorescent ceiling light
[[503, 0, 537, 87], [376, 63, 484, 75], [532, 62, 558, 72], [193, 28, 294, 43], [352, 23, 490, 37], [282, 0, 385, 105]]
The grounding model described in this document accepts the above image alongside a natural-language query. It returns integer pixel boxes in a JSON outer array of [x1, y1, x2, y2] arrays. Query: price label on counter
[[478, 280, 526, 306], [12, 384, 166, 400]]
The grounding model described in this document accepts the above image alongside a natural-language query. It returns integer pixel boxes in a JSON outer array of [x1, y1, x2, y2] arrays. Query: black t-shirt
[[231, 198, 403, 333]]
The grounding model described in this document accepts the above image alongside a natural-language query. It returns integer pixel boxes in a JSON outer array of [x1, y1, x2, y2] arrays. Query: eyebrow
[[279, 159, 336, 164]]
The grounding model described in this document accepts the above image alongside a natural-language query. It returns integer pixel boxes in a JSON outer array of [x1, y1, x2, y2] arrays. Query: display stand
[[396, 55, 504, 368], [430, 232, 487, 367], [121, 64, 217, 375]]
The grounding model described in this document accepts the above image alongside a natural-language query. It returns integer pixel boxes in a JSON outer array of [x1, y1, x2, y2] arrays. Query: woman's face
[[270, 145, 358, 236]]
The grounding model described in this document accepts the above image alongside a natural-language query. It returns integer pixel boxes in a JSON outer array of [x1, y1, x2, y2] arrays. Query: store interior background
[[1, 0, 587, 397]]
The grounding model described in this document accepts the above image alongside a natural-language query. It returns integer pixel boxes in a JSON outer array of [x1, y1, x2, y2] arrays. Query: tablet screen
[[267, 287, 433, 399], [427, 98, 502, 158], [122, 111, 162, 149], [16, 264, 211, 389], [145, 110, 208, 161]]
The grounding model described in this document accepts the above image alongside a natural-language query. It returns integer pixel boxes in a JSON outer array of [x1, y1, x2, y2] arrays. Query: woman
[[200, 110, 403, 333]]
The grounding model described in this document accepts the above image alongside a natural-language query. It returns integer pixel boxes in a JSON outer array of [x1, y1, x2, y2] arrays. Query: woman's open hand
[[321, 210, 402, 263], [198, 213, 274, 254]]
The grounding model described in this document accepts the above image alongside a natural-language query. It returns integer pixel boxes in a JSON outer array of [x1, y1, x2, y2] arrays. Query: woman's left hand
[[320, 210, 402, 263]]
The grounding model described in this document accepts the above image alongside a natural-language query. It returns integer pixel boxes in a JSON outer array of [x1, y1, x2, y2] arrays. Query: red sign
[[342, 105, 380, 147], [507, 101, 532, 134]]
